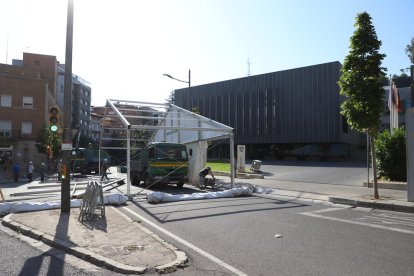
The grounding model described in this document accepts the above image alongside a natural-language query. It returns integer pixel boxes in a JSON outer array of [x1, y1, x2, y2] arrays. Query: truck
[[130, 142, 189, 187], [70, 148, 111, 174]]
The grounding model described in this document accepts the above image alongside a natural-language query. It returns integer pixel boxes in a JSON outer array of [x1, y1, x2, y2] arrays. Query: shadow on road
[[131, 192, 309, 224]]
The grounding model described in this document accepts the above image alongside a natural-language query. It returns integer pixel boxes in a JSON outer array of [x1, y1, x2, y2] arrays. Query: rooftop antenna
[[247, 53, 252, 76]]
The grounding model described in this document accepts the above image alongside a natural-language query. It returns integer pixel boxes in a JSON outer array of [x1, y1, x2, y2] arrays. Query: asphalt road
[[122, 192, 414, 276], [257, 160, 367, 186]]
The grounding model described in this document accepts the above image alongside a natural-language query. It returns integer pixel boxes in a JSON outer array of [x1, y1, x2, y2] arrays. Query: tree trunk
[[370, 134, 379, 199]]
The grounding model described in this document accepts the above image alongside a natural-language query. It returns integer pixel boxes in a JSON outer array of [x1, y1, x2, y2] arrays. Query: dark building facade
[[175, 61, 363, 160]]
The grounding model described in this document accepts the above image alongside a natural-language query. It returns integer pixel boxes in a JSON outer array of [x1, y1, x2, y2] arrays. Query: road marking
[[122, 206, 248, 276], [300, 208, 414, 235], [356, 216, 414, 227]]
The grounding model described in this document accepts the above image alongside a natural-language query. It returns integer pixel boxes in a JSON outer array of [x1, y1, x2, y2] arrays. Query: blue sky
[[1, 0, 413, 106]]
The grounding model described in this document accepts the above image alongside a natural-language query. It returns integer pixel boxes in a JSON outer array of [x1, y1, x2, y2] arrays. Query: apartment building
[[57, 64, 92, 137], [1, 53, 59, 168]]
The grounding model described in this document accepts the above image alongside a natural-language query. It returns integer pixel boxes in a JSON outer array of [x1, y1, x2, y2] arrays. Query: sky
[[1, 0, 413, 107]]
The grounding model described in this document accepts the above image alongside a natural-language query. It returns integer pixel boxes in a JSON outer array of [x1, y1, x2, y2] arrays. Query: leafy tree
[[36, 124, 62, 159], [406, 37, 414, 64], [338, 12, 386, 199]]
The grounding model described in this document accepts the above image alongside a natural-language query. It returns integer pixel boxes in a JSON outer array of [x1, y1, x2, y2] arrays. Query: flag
[[388, 82, 393, 111], [388, 79, 399, 132], [393, 84, 401, 112]]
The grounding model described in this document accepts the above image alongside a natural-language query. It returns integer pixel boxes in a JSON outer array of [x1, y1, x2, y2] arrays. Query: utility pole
[[61, 0, 74, 212]]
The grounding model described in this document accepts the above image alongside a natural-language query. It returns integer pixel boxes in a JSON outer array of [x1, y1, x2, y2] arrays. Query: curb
[[1, 213, 187, 274], [363, 182, 407, 190], [213, 170, 264, 179], [329, 197, 414, 213]]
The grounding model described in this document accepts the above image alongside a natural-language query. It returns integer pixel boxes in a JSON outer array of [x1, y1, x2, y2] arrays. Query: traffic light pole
[[61, 0, 74, 212]]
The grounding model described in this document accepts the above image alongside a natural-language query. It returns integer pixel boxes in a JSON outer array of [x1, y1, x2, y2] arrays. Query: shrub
[[375, 128, 406, 181]]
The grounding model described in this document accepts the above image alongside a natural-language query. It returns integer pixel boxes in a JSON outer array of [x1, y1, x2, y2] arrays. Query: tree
[[338, 12, 386, 199], [36, 124, 62, 160], [406, 37, 414, 64], [166, 90, 175, 104]]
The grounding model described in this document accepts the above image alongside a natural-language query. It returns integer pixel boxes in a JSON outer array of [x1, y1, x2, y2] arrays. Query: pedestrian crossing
[[300, 208, 414, 235], [355, 213, 414, 228]]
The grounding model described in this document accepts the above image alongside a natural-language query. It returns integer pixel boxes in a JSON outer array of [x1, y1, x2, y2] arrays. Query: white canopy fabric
[[153, 104, 233, 144]]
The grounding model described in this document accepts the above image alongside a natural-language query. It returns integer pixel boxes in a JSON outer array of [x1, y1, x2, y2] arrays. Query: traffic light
[[49, 107, 59, 132], [61, 164, 67, 180]]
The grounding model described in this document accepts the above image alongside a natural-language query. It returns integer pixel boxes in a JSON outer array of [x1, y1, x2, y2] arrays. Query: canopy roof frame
[[101, 99, 235, 197]]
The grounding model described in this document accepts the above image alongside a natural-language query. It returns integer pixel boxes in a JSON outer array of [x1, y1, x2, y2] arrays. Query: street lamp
[[163, 69, 191, 88], [163, 70, 191, 108]]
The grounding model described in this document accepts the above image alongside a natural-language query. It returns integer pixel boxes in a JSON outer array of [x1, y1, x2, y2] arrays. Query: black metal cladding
[[175, 61, 349, 145]]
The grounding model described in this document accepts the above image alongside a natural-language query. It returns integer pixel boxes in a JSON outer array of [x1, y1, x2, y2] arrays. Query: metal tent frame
[[101, 99, 235, 197]]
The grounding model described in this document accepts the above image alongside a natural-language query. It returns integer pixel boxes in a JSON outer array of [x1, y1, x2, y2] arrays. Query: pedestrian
[[57, 159, 62, 181], [28, 161, 34, 182], [198, 166, 215, 190], [40, 163, 46, 182], [100, 159, 109, 182], [13, 163, 20, 182]]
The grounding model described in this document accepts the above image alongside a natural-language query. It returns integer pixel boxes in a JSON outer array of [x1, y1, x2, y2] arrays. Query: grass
[[206, 161, 231, 173]]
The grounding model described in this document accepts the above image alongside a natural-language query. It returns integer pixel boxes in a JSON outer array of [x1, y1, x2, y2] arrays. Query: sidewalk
[[1, 205, 187, 274], [240, 177, 414, 213], [1, 174, 413, 274]]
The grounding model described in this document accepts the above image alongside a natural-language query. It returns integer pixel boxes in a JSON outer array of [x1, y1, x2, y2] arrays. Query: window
[[0, 120, 12, 138], [21, 121, 32, 134], [1, 95, 12, 107], [23, 96, 33, 108]]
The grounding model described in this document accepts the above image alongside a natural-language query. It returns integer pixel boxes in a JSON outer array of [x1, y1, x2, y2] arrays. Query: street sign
[[61, 143, 72, 151]]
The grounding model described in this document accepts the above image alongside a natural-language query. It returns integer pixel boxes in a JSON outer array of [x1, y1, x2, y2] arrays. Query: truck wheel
[[144, 175, 151, 187], [176, 182, 184, 188], [131, 173, 139, 186]]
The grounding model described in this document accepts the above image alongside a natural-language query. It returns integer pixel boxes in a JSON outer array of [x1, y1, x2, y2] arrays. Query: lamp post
[[163, 70, 191, 108], [163, 69, 191, 87]]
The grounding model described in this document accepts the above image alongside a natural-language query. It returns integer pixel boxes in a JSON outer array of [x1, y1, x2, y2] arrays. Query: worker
[[40, 163, 46, 182], [100, 159, 110, 182], [199, 166, 215, 190], [27, 161, 34, 182]]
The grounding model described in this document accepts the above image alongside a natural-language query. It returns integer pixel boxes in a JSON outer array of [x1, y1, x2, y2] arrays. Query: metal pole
[[229, 133, 235, 188], [127, 127, 131, 197], [366, 131, 370, 188], [406, 108, 414, 202], [61, 0, 74, 212]]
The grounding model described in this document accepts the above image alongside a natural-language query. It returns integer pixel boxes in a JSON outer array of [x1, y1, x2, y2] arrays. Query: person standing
[[40, 163, 46, 182], [13, 163, 20, 182], [100, 159, 109, 182], [28, 161, 34, 182]]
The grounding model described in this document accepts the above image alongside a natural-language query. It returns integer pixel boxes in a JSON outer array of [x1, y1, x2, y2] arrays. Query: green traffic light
[[50, 125, 58, 132]]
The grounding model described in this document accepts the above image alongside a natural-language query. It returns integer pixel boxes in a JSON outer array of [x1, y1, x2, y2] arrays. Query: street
[[119, 192, 414, 276], [1, 161, 412, 275]]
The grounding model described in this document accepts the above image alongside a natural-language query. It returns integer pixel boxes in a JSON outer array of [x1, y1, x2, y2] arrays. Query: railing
[[78, 180, 105, 221]]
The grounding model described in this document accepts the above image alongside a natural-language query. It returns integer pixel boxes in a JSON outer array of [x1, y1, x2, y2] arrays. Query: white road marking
[[122, 206, 248, 276], [300, 208, 414, 235], [356, 216, 414, 227]]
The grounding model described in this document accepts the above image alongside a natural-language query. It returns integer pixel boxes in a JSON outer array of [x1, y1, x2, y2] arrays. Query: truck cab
[[130, 142, 189, 187]]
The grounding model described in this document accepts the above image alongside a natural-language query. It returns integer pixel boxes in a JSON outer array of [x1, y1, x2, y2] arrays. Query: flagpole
[[389, 76, 394, 133]]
